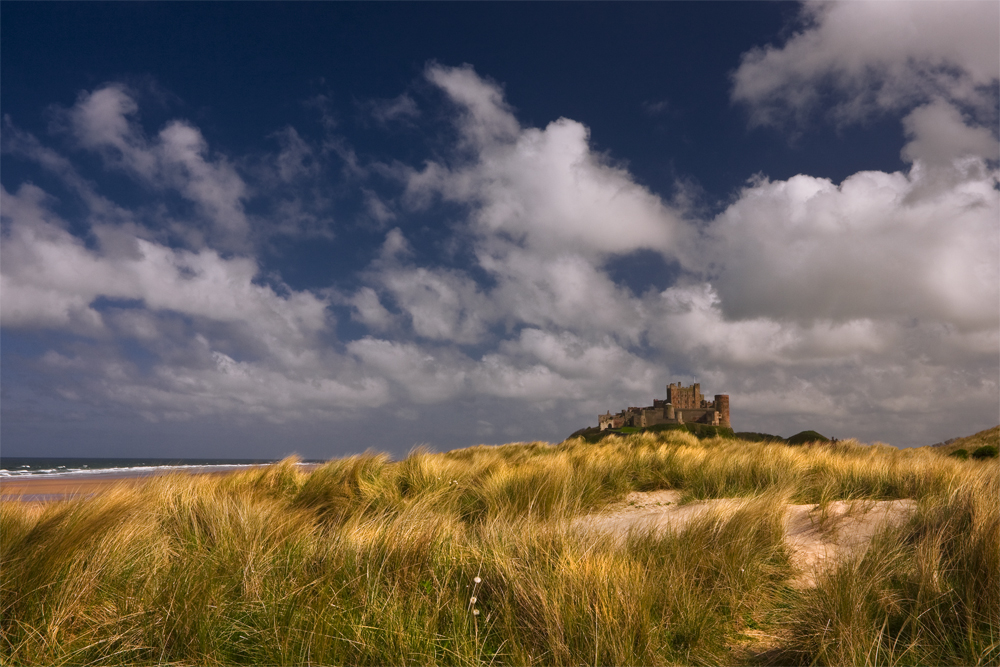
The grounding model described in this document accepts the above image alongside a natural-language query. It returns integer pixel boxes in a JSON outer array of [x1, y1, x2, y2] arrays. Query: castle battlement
[[599, 382, 730, 431]]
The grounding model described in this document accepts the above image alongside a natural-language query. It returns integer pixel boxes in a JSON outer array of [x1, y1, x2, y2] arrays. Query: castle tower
[[667, 382, 702, 409], [714, 394, 730, 428]]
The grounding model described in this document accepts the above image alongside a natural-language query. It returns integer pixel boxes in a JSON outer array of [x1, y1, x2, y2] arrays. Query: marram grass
[[2, 431, 997, 665]]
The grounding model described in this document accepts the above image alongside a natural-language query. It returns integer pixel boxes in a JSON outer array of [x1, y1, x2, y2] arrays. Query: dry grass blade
[[2, 435, 996, 665]]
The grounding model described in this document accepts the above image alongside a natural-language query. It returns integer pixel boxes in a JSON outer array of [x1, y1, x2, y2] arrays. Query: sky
[[1, 2, 998, 459]]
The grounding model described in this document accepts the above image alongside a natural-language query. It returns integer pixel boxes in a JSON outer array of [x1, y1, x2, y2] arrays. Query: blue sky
[[2, 2, 998, 458]]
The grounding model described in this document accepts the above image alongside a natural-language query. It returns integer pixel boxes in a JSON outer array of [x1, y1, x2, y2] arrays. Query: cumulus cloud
[[0, 177, 391, 423], [704, 164, 999, 331], [351, 61, 692, 351], [499, 328, 655, 391], [481, 247, 649, 344], [3, 120, 143, 230], [703, 1, 999, 442], [344, 58, 996, 444], [408, 64, 688, 260], [725, 6, 999, 344], [901, 99, 999, 167], [349, 286, 397, 331], [1, 183, 329, 346], [37, 345, 390, 423], [57, 84, 251, 249], [347, 337, 469, 404], [378, 265, 494, 344], [3, 30, 998, 449], [361, 63, 689, 349], [732, 1, 999, 127]]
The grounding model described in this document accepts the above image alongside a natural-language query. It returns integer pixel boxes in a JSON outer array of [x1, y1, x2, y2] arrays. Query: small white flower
[[474, 576, 482, 584], [472, 609, 480, 616], [470, 596, 477, 604]]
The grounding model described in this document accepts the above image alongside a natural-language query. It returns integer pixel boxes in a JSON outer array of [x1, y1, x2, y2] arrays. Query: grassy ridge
[[933, 425, 1000, 455], [2, 431, 998, 665]]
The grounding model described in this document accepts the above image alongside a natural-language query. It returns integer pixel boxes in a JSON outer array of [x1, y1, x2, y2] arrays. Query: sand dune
[[574, 490, 916, 587], [0, 474, 921, 588]]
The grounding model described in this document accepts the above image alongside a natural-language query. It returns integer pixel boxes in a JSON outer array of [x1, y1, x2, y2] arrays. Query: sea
[[0, 457, 323, 479]]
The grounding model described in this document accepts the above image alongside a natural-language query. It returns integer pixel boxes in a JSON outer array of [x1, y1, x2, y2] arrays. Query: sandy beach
[[0, 474, 158, 501]]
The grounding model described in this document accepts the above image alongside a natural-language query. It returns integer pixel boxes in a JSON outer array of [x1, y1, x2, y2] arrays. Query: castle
[[598, 382, 730, 430]]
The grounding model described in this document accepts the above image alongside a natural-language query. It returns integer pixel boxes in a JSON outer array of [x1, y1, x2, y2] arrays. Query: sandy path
[[573, 490, 916, 587]]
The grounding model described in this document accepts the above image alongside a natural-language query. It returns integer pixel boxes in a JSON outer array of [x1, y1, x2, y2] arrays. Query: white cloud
[[649, 283, 904, 368], [363, 188, 397, 224], [379, 265, 494, 344], [368, 93, 420, 124], [704, 160, 999, 332], [60, 84, 251, 249], [1, 183, 330, 357], [407, 64, 688, 260], [353, 228, 495, 344], [273, 126, 318, 182], [732, 1, 999, 126], [695, 2, 998, 441], [501, 328, 654, 387], [349, 286, 396, 331], [425, 64, 520, 147], [368, 64, 688, 348], [3, 120, 143, 230], [3, 54, 997, 448], [63, 84, 157, 173], [470, 354, 577, 403], [348, 62, 997, 444], [0, 189, 390, 420], [482, 247, 648, 344], [37, 346, 391, 422], [901, 99, 999, 167], [347, 337, 469, 403], [706, 3, 998, 442]]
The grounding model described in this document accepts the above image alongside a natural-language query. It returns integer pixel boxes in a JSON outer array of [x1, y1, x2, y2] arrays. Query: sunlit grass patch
[[2, 431, 997, 665]]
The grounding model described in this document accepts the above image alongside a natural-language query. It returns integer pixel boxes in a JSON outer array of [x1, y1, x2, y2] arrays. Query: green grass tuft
[[972, 444, 998, 460]]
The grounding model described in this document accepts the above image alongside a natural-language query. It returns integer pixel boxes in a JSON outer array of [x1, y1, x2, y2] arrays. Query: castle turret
[[714, 394, 730, 428]]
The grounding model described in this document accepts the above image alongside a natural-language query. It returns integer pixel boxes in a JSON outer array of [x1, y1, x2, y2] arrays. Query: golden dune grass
[[2, 432, 997, 665]]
